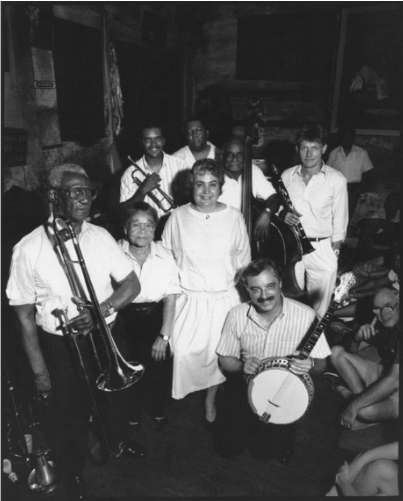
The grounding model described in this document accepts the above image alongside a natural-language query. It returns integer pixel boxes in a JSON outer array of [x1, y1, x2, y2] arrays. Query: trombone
[[127, 156, 176, 213], [52, 215, 144, 392]]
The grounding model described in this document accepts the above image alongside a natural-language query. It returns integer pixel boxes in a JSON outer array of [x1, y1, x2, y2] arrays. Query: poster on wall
[[331, 3, 401, 136]]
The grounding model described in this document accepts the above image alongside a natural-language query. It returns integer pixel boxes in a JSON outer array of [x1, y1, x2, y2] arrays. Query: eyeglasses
[[372, 302, 399, 315], [224, 152, 244, 162], [57, 187, 97, 201], [128, 222, 156, 231]]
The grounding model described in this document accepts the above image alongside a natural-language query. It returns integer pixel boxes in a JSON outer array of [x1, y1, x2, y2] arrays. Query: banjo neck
[[297, 303, 337, 361]]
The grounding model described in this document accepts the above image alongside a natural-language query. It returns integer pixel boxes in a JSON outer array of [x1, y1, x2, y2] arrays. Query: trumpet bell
[[96, 361, 145, 392]]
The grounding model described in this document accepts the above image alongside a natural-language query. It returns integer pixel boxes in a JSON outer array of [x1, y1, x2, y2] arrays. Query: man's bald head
[[373, 287, 399, 328]]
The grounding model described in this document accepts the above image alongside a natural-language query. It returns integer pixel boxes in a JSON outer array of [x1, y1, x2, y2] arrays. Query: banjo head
[[248, 358, 314, 425]]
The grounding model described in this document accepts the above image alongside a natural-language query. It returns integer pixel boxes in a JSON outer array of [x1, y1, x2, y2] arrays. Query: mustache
[[257, 296, 275, 303]]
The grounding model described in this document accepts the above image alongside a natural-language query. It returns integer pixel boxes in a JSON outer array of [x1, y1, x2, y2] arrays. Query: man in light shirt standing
[[120, 122, 188, 236], [172, 116, 221, 168], [282, 124, 348, 319], [328, 126, 374, 217]]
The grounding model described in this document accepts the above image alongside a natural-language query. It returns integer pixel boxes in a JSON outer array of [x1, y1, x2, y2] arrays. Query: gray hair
[[48, 163, 88, 188]]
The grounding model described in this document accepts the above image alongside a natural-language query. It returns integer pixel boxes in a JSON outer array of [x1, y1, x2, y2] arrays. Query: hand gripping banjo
[[247, 272, 356, 425]]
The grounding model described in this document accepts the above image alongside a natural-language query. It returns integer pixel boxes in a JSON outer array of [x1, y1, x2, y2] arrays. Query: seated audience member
[[327, 126, 374, 217], [162, 159, 250, 426], [119, 122, 188, 237], [118, 202, 180, 429], [214, 259, 330, 463], [326, 441, 398, 496], [218, 136, 280, 239], [332, 245, 399, 326], [328, 287, 399, 431], [172, 116, 221, 168]]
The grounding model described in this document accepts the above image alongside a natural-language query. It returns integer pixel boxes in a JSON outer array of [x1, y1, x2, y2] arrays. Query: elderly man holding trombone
[[7, 164, 146, 500]]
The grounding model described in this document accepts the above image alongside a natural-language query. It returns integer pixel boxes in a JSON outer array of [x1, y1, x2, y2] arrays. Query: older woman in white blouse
[[118, 202, 180, 428], [162, 159, 251, 425]]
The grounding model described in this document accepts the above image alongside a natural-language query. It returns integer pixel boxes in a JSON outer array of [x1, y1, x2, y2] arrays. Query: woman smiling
[[162, 159, 251, 426]]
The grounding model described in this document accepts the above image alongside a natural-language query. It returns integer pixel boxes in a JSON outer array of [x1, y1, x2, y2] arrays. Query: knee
[[364, 459, 398, 482], [330, 344, 346, 366]]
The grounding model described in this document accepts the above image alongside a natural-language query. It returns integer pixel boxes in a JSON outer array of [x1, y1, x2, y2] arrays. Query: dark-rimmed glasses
[[57, 187, 97, 201], [128, 222, 156, 231], [372, 302, 399, 315], [224, 152, 244, 162]]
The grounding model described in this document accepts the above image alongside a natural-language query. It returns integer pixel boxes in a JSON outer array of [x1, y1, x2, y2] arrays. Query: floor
[[4, 370, 362, 500]]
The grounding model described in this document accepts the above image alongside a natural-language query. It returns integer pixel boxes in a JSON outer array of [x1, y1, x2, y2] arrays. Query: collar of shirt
[[294, 162, 328, 178], [246, 295, 288, 330], [119, 239, 162, 264], [141, 152, 167, 172], [47, 215, 92, 239]]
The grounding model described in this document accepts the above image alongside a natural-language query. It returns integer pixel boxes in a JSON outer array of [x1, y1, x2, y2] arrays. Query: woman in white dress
[[162, 159, 251, 425]]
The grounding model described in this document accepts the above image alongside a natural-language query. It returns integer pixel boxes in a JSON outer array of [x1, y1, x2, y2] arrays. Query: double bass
[[241, 98, 314, 298]]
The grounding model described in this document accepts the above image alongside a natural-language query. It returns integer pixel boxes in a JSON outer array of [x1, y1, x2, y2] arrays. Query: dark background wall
[[2, 2, 401, 210]]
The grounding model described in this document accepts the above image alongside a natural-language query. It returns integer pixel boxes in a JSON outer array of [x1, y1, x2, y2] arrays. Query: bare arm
[[152, 294, 177, 361], [14, 304, 51, 393], [102, 271, 141, 313]]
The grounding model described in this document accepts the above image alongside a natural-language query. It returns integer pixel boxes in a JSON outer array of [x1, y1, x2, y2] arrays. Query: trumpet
[[128, 156, 176, 212], [52, 215, 144, 392]]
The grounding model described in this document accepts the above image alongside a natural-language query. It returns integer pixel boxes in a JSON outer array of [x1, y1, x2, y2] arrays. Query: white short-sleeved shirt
[[219, 164, 276, 210], [217, 297, 331, 361], [172, 141, 218, 169], [327, 145, 374, 183], [118, 240, 181, 303], [6, 220, 133, 335], [281, 164, 348, 242], [119, 153, 188, 219]]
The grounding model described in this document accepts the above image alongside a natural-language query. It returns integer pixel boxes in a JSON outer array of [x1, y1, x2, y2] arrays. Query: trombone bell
[[97, 361, 144, 392]]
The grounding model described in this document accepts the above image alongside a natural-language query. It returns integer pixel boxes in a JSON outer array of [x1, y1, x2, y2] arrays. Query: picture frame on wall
[[330, 3, 401, 136]]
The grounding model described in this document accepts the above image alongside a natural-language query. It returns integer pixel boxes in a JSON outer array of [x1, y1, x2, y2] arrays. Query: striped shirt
[[216, 297, 331, 361], [120, 153, 188, 219], [281, 164, 348, 242]]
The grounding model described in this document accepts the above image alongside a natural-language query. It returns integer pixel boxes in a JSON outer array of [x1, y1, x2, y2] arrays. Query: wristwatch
[[102, 301, 115, 317], [158, 334, 170, 341]]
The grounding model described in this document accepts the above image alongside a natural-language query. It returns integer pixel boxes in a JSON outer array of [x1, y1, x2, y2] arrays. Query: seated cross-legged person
[[328, 287, 399, 431], [118, 202, 180, 429]]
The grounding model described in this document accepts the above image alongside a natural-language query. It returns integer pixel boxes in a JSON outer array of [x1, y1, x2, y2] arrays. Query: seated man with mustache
[[213, 258, 330, 463]]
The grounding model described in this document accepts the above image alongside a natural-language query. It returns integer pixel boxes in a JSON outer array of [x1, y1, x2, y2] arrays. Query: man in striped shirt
[[214, 258, 331, 462]]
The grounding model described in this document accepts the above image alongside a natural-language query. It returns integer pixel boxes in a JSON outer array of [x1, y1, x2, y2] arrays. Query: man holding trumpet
[[7, 164, 146, 500], [120, 122, 188, 237]]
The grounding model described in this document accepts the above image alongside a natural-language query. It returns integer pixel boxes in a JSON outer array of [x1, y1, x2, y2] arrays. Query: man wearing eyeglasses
[[328, 287, 399, 431], [7, 164, 146, 500], [218, 136, 279, 240]]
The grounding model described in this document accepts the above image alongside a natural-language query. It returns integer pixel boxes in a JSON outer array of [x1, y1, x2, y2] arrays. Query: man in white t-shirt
[[218, 136, 279, 240], [328, 126, 374, 216], [172, 117, 221, 168]]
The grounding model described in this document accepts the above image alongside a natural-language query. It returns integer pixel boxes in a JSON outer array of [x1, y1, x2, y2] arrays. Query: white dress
[[162, 203, 251, 399]]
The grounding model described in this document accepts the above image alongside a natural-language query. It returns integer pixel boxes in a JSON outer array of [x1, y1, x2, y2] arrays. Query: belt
[[130, 302, 158, 315], [307, 237, 330, 242]]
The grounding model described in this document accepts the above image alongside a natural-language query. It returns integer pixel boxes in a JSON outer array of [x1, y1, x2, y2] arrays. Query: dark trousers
[[119, 302, 172, 419], [37, 329, 94, 482], [213, 374, 296, 461], [37, 318, 133, 482]]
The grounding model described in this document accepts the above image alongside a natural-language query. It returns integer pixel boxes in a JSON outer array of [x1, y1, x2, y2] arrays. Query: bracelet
[[333, 249, 340, 257], [264, 207, 271, 214], [311, 358, 315, 370]]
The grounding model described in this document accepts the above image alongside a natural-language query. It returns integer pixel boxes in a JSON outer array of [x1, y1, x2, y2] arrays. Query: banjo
[[247, 272, 356, 425]]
